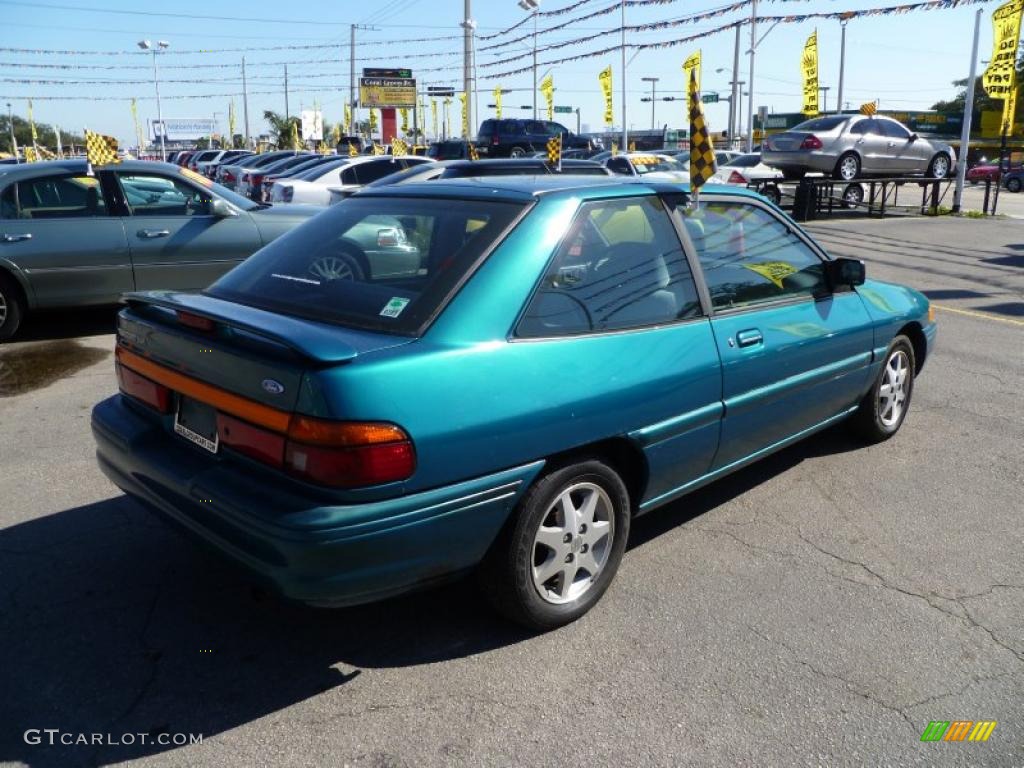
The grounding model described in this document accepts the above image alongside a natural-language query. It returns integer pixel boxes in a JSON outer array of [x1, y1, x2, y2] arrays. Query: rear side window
[[518, 196, 702, 337], [848, 119, 876, 135], [352, 160, 404, 184], [878, 120, 911, 139], [209, 196, 525, 334], [12, 175, 108, 219], [679, 201, 827, 310], [499, 120, 526, 135]]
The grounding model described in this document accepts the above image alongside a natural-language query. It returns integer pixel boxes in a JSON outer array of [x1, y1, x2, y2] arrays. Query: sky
[[0, 0, 1005, 146]]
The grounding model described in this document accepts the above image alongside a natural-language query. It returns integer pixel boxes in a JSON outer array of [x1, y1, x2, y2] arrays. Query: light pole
[[138, 39, 169, 161], [517, 0, 540, 120], [6, 102, 16, 162], [818, 86, 831, 114], [641, 77, 659, 130]]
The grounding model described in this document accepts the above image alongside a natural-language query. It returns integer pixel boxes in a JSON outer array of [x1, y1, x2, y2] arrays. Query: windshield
[[793, 116, 848, 132], [175, 166, 259, 211], [630, 156, 685, 174], [208, 196, 526, 334]]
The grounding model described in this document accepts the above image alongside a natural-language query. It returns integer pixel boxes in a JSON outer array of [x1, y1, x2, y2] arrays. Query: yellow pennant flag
[[130, 98, 145, 154], [982, 0, 1023, 133], [683, 51, 701, 114], [493, 86, 503, 119], [459, 92, 469, 137], [400, 108, 409, 134], [610, 140, 618, 156], [24, 146, 39, 162], [546, 133, 561, 168], [343, 103, 352, 135], [348, 141, 359, 157], [289, 121, 301, 150], [228, 100, 236, 145], [599, 65, 614, 125], [368, 108, 378, 136], [468, 142, 479, 161], [431, 99, 438, 138], [801, 31, 820, 117], [540, 74, 554, 121], [85, 129, 120, 167], [331, 123, 341, 146], [27, 99, 38, 145]]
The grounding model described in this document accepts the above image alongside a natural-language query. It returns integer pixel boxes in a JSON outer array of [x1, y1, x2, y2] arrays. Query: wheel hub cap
[[531, 482, 614, 605], [878, 350, 909, 427], [0, 292, 6, 326]]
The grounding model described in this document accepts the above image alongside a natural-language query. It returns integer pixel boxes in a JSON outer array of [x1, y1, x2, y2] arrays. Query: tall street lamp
[[517, 0, 540, 120], [641, 77, 659, 130], [138, 39, 169, 161]]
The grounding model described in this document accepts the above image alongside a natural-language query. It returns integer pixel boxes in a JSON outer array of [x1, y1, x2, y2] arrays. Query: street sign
[[363, 68, 412, 79], [427, 86, 455, 96], [553, 106, 573, 114], [359, 77, 417, 108], [701, 93, 719, 104]]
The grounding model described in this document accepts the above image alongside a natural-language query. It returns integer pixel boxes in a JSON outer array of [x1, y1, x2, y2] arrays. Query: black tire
[[782, 169, 805, 181], [848, 335, 916, 443], [0, 271, 25, 341], [926, 153, 952, 179], [841, 183, 865, 209], [481, 459, 630, 630], [833, 152, 861, 181], [509, 145, 528, 158], [764, 184, 782, 205], [1006, 177, 1022, 193]]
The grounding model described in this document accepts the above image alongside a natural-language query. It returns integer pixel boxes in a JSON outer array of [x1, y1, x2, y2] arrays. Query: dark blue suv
[[476, 118, 593, 158]]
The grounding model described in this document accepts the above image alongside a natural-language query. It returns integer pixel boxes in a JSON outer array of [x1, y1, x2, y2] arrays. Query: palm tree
[[262, 110, 301, 148]]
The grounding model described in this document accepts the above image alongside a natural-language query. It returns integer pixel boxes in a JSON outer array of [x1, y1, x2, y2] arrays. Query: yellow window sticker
[[630, 155, 661, 165], [180, 167, 214, 189], [743, 261, 797, 289]]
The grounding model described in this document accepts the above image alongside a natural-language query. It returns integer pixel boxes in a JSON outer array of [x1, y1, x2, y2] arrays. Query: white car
[[270, 155, 432, 205], [604, 152, 689, 182], [709, 153, 784, 203]]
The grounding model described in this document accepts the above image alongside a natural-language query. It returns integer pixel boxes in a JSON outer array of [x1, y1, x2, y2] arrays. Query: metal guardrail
[[747, 176, 999, 220]]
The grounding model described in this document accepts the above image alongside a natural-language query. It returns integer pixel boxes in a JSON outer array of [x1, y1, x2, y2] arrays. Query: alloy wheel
[[932, 156, 950, 178], [531, 482, 615, 605], [878, 349, 910, 427], [839, 155, 859, 180], [0, 290, 6, 328], [309, 255, 358, 282]]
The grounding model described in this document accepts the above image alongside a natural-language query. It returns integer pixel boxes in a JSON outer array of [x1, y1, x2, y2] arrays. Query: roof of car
[[354, 175, 762, 203], [0, 159, 190, 181]]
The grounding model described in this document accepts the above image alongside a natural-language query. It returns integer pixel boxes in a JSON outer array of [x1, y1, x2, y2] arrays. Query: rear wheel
[[927, 153, 951, 179], [0, 272, 25, 341], [841, 183, 865, 209], [849, 335, 915, 442], [509, 145, 528, 158], [1006, 176, 1022, 193], [308, 250, 365, 282], [482, 459, 630, 630], [834, 152, 861, 181]]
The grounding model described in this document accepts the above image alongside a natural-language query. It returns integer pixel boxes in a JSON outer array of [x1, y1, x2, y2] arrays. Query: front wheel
[[509, 145, 528, 158], [834, 152, 861, 181], [841, 182, 865, 209], [927, 153, 951, 179], [0, 272, 25, 341], [481, 459, 630, 630], [1006, 176, 1022, 193], [848, 335, 916, 443]]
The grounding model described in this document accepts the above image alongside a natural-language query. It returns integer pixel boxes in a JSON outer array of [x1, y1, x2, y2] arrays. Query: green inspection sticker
[[379, 297, 410, 318]]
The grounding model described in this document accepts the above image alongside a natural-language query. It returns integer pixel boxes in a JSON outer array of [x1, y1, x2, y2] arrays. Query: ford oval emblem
[[261, 379, 285, 396]]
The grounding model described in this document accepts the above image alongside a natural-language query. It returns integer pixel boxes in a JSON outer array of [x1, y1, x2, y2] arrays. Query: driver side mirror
[[210, 198, 238, 218], [826, 257, 866, 289], [909, 133, 918, 141]]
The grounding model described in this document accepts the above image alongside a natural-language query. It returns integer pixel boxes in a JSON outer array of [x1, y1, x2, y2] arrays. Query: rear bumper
[[92, 395, 543, 607]]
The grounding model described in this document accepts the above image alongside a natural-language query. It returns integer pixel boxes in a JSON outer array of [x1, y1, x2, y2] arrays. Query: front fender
[[0, 256, 36, 308]]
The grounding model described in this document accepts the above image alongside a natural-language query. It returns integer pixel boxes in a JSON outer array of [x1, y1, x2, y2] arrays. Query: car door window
[[848, 119, 877, 136], [116, 173, 212, 216], [11, 175, 109, 219], [878, 120, 912, 139], [518, 196, 702, 337], [353, 160, 401, 184], [606, 157, 632, 175], [680, 201, 827, 310]]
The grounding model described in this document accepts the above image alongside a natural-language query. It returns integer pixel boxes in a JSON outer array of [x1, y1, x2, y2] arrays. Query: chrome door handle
[[887, 142, 896, 147], [138, 229, 170, 239], [736, 329, 763, 348], [1, 233, 32, 242]]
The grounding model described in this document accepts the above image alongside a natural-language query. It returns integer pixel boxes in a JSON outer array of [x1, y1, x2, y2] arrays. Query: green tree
[[931, 54, 1024, 123], [262, 110, 301, 148], [0, 113, 83, 155]]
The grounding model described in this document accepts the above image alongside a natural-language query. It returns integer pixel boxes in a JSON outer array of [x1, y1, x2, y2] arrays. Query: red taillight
[[116, 364, 171, 413], [224, 171, 235, 182], [491, 137, 499, 145], [283, 417, 415, 488], [176, 310, 215, 333], [728, 170, 747, 184], [252, 174, 264, 185], [800, 135, 823, 150], [217, 413, 285, 466]]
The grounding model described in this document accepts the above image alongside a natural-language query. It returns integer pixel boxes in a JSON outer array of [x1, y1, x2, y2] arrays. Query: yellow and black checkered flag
[[859, 101, 877, 116], [467, 142, 479, 161], [85, 129, 120, 168], [371, 143, 386, 156], [546, 134, 562, 169], [688, 69, 715, 192], [347, 142, 359, 157], [391, 137, 408, 157]]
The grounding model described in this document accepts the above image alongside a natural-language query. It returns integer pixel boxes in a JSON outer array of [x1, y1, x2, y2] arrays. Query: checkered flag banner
[[688, 69, 715, 191], [372, 143, 386, 156], [859, 101, 878, 116], [468, 142, 479, 161], [391, 137, 408, 157], [546, 134, 562, 169], [85, 129, 120, 167], [347, 142, 359, 157]]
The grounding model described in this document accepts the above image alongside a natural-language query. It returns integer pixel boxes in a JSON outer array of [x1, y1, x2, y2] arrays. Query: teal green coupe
[[91, 177, 936, 629]]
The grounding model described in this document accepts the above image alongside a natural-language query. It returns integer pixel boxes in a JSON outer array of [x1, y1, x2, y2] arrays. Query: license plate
[[174, 395, 219, 454]]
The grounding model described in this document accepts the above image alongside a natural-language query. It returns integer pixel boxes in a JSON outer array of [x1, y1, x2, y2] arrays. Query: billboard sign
[[148, 118, 217, 141], [301, 110, 323, 141], [359, 77, 417, 108]]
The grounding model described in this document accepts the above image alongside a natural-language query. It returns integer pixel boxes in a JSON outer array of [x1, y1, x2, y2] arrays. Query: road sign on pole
[[701, 93, 719, 104], [553, 106, 573, 114]]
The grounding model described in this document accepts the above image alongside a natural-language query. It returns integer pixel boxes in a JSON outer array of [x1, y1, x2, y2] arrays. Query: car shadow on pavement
[[10, 306, 119, 343], [0, 425, 863, 768]]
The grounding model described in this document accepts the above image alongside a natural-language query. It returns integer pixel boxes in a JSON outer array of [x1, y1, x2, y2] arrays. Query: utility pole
[[642, 77, 659, 129], [746, 0, 756, 152], [819, 86, 831, 114], [953, 9, 983, 214], [836, 21, 847, 114], [575, 106, 580, 134], [462, 0, 474, 139], [6, 102, 16, 162], [350, 25, 356, 135], [620, 0, 627, 149], [284, 64, 290, 121], [731, 22, 740, 146], [241, 56, 250, 145]]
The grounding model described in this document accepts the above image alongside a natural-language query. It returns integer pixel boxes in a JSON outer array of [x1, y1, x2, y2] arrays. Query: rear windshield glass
[[208, 196, 526, 334], [792, 116, 848, 132]]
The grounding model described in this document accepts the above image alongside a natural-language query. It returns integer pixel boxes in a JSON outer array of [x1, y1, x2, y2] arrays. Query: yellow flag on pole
[[493, 87, 503, 119], [540, 74, 554, 121], [689, 68, 716, 192], [683, 51, 701, 114], [982, 0, 1023, 134], [801, 31, 820, 117], [599, 66, 614, 125], [85, 129, 120, 167]]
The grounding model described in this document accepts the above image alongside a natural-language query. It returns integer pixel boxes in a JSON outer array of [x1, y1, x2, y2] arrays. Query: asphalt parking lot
[[1, 215, 1021, 767]]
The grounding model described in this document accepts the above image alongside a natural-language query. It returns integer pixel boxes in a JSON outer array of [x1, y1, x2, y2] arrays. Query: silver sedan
[[762, 114, 956, 181]]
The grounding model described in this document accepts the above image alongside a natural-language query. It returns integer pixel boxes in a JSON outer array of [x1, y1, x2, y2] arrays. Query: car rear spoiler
[[123, 291, 406, 365]]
